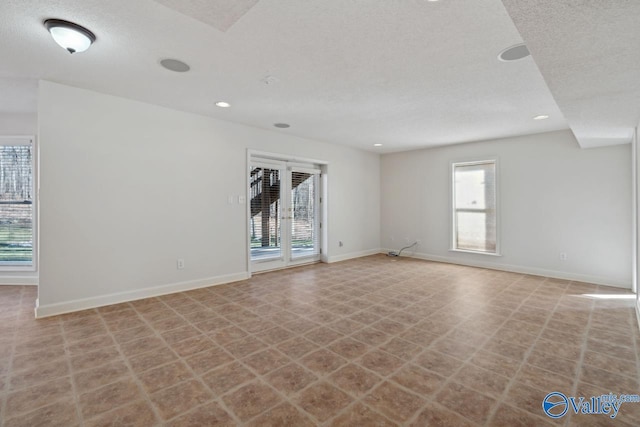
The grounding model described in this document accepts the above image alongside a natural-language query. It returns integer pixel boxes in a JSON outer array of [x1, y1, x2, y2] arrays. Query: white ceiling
[[153, 0, 261, 33], [0, 0, 632, 152], [502, 0, 640, 148]]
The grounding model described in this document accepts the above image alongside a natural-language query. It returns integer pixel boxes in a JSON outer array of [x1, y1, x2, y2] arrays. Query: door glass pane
[[291, 171, 317, 259], [250, 167, 281, 261]]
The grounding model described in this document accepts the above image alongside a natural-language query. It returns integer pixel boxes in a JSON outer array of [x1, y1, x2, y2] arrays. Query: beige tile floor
[[0, 254, 639, 426]]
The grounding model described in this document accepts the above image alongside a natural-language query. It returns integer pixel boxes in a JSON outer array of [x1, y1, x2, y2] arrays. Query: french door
[[249, 158, 321, 272]]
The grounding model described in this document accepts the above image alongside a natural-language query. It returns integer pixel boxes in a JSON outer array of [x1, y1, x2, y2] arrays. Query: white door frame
[[246, 150, 328, 275]]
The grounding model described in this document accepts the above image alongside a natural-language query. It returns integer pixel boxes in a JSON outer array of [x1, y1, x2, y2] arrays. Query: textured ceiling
[[0, 0, 572, 152], [153, 0, 260, 33], [502, 0, 640, 148]]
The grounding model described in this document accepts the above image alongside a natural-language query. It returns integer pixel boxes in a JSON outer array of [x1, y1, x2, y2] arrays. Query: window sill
[[0, 265, 37, 273], [449, 249, 502, 257]]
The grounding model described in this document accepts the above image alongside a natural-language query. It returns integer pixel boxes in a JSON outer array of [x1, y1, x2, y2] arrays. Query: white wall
[[0, 112, 38, 285], [0, 113, 36, 135], [37, 81, 380, 316], [381, 130, 632, 288]]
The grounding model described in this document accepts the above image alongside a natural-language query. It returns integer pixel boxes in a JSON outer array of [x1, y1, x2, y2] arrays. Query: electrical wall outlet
[[559, 252, 567, 261], [177, 259, 185, 269]]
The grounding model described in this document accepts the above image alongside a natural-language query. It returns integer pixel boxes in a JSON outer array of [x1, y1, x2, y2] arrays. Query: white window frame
[[450, 158, 501, 256], [0, 136, 37, 271]]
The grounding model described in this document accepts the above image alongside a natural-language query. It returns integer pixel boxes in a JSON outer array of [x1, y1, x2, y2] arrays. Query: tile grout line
[[157, 290, 296, 425], [91, 306, 171, 426], [311, 320, 420, 424], [131, 297, 246, 426], [234, 302, 381, 425], [479, 276, 567, 426], [222, 274, 403, 424], [401, 273, 526, 427], [1, 257, 638, 426], [318, 274, 455, 426], [564, 283, 597, 427], [414, 278, 524, 425], [240, 269, 430, 425], [160, 291, 312, 425], [0, 290, 21, 427], [229, 292, 385, 426], [60, 313, 90, 426], [1, 290, 64, 425], [337, 270, 478, 426], [321, 270, 504, 426], [160, 288, 352, 424]]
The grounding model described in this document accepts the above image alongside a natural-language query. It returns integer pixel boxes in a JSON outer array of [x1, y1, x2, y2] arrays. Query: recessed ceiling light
[[44, 19, 96, 54], [160, 58, 190, 73], [274, 123, 290, 128], [373, 143, 383, 147], [498, 43, 530, 62], [533, 114, 549, 120], [215, 101, 231, 108]]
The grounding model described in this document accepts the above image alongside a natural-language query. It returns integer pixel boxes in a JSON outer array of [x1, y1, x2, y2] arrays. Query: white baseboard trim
[[326, 248, 382, 264], [0, 276, 38, 285], [35, 272, 250, 318], [384, 249, 631, 289]]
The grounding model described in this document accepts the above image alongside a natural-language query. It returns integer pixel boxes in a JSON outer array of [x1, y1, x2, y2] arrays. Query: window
[[452, 159, 498, 254], [0, 137, 34, 267]]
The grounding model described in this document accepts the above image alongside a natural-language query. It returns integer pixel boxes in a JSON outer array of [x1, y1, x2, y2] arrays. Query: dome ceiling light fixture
[[215, 101, 231, 108], [44, 19, 96, 54]]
